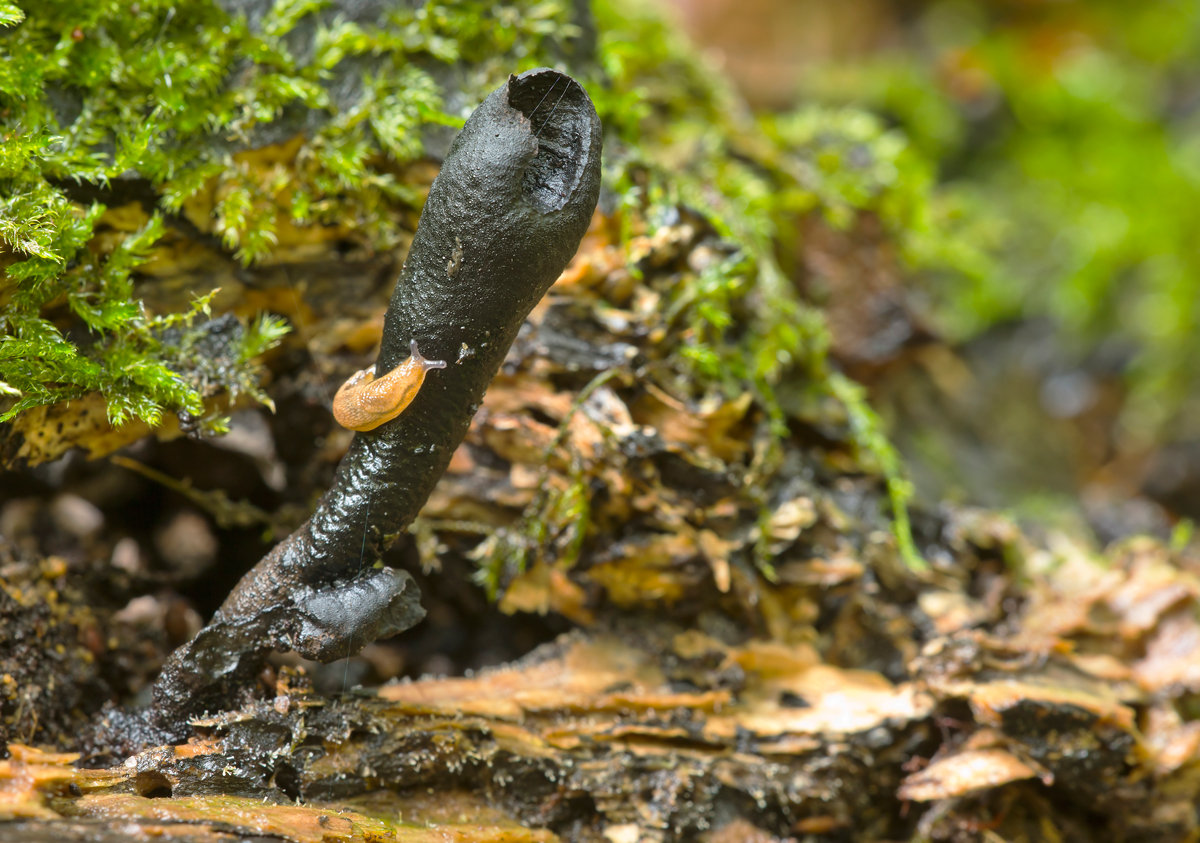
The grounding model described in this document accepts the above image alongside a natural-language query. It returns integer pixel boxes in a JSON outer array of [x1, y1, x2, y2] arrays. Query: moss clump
[[583, 0, 941, 569], [0, 0, 577, 428]]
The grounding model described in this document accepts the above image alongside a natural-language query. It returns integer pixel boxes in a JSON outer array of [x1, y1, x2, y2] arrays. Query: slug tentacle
[[332, 339, 446, 432]]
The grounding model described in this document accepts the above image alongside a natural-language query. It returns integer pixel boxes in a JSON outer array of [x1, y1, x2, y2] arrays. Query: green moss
[[585, 0, 931, 570], [0, 204, 223, 426], [0, 0, 576, 427]]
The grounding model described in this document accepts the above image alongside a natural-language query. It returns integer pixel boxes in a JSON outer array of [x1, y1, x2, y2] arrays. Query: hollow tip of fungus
[[504, 67, 600, 214]]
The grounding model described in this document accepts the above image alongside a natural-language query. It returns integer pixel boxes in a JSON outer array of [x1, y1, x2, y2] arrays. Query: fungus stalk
[[151, 68, 603, 725]]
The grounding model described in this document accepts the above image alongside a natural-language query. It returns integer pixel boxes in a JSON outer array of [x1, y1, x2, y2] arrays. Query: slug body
[[333, 339, 446, 432]]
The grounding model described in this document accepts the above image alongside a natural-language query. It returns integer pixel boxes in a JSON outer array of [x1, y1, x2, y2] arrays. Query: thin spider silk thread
[[282, 268, 332, 407], [525, 76, 560, 128], [536, 79, 573, 138]]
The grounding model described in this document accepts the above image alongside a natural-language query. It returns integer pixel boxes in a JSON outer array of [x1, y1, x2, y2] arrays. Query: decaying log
[[6, 549, 1200, 842]]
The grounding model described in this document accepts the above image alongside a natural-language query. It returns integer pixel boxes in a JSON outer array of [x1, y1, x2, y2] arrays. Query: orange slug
[[332, 339, 447, 432]]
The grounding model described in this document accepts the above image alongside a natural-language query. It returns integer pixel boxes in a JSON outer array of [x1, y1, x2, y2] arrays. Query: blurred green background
[[663, 0, 1200, 539]]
